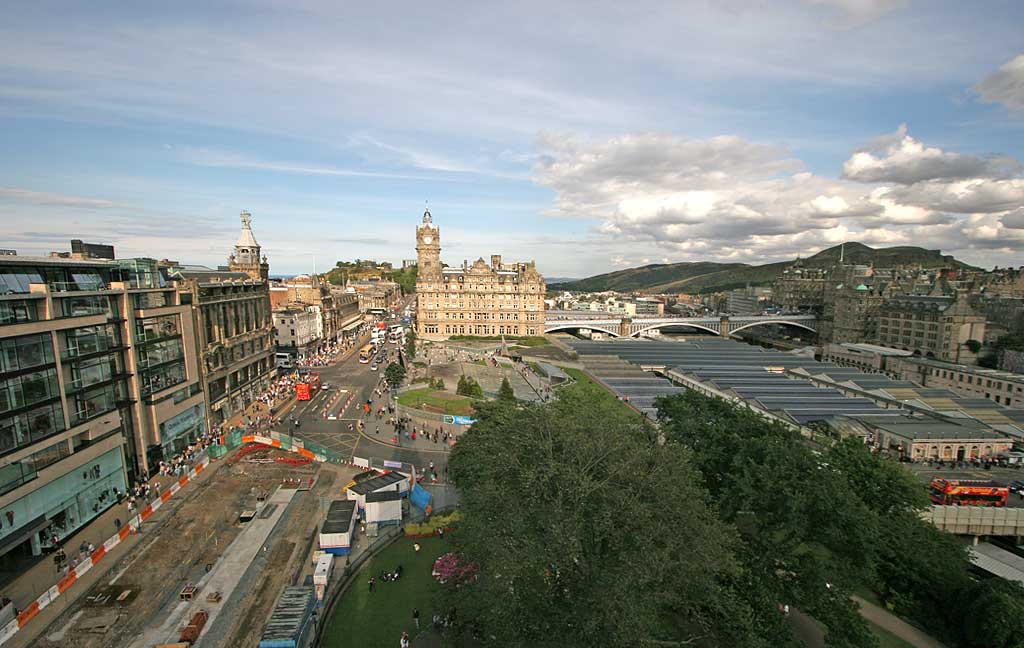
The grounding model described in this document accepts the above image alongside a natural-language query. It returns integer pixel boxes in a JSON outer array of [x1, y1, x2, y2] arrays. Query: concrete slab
[[127, 488, 296, 648]]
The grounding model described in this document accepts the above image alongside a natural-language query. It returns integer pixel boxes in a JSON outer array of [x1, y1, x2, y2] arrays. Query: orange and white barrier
[[0, 456, 211, 646]]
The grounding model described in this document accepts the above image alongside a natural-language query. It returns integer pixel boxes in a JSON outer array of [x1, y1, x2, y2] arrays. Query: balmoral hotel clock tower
[[414, 209, 545, 340]]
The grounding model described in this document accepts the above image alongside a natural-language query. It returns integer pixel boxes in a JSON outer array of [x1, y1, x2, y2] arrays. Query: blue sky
[[1, 0, 1022, 277]]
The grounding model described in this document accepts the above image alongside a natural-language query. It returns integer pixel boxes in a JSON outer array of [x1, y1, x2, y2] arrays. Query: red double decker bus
[[296, 372, 321, 401], [928, 478, 1008, 507]]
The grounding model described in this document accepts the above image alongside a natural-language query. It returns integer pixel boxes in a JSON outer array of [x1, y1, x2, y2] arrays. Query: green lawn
[[323, 536, 450, 648], [397, 388, 477, 416], [563, 368, 648, 421]]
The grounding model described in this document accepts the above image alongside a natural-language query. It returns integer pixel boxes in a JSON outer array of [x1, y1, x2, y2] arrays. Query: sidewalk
[[853, 596, 947, 648], [1, 457, 226, 648]]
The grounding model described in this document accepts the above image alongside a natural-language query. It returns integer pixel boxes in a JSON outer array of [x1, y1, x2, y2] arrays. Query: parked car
[[370, 363, 379, 371]]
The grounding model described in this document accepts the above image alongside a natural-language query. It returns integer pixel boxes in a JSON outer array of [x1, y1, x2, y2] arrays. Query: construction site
[[24, 444, 357, 648]]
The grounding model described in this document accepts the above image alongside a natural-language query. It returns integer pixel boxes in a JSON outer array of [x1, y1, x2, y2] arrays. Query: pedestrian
[[369, 577, 375, 592], [400, 632, 410, 648], [413, 608, 420, 630]]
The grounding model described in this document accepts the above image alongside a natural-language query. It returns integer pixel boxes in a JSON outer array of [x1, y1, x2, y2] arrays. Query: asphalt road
[[286, 300, 437, 468]]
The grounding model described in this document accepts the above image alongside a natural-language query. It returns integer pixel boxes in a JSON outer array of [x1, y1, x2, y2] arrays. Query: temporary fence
[[0, 455, 212, 646]]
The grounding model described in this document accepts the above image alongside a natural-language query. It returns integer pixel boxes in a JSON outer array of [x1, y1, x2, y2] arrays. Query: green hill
[[550, 243, 974, 294]]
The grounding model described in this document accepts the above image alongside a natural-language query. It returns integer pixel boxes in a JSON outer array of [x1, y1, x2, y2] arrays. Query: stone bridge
[[543, 314, 818, 338]]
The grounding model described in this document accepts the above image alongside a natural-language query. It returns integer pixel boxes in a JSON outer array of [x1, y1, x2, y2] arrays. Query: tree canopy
[[445, 382, 786, 648], [384, 362, 406, 388]]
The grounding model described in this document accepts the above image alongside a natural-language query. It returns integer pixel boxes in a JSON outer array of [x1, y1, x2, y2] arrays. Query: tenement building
[[165, 212, 275, 424], [874, 294, 986, 364], [414, 209, 545, 340], [0, 252, 207, 562]]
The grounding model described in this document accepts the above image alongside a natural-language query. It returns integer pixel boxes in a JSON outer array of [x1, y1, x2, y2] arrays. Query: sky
[[0, 1, 1022, 278]]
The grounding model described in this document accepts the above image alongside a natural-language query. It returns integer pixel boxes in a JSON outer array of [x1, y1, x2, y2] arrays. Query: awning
[[0, 515, 51, 557], [340, 319, 363, 332]]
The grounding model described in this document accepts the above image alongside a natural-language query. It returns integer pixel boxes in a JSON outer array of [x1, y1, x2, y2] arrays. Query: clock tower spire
[[416, 207, 441, 279]]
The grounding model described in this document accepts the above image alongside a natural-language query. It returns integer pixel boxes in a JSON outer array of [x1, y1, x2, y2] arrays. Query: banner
[[443, 415, 476, 426]]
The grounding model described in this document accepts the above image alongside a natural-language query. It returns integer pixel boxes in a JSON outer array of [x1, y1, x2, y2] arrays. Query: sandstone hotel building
[[415, 209, 545, 340]]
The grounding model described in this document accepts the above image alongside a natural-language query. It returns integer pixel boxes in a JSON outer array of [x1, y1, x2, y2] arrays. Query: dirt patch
[[216, 467, 339, 648], [34, 446, 321, 648]]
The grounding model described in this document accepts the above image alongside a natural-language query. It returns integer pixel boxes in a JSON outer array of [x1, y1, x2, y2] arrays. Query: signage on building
[[160, 405, 204, 440]]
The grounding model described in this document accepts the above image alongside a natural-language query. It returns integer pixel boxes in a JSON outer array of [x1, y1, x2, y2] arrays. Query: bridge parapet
[[546, 314, 817, 338], [923, 504, 1024, 536]]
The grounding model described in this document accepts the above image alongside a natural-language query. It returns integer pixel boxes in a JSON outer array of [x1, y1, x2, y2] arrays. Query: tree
[[456, 375, 468, 396], [497, 376, 515, 402], [657, 392, 880, 648], [384, 362, 406, 388], [404, 329, 416, 360], [446, 390, 777, 647], [965, 339, 982, 354]]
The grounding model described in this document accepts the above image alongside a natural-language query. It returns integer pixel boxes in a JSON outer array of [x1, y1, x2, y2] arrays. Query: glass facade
[[1, 333, 54, 373], [0, 401, 66, 455], [58, 294, 111, 318], [0, 299, 39, 326], [0, 269, 44, 294], [65, 354, 119, 391], [132, 292, 168, 309], [0, 441, 71, 497], [135, 314, 180, 343], [69, 383, 120, 426], [0, 446, 127, 553], [0, 367, 60, 414], [63, 324, 120, 358], [140, 360, 186, 396]]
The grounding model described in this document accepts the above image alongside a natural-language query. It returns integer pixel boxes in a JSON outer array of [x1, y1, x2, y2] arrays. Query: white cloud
[[533, 128, 1024, 267], [841, 124, 1020, 184], [179, 148, 473, 183], [975, 54, 1024, 112]]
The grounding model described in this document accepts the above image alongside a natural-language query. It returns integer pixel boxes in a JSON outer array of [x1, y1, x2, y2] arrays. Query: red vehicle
[[296, 372, 321, 401], [929, 478, 1008, 507]]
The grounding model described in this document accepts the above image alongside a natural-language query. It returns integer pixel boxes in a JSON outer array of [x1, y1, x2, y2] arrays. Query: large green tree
[[446, 385, 779, 647], [657, 393, 879, 648], [384, 362, 406, 388]]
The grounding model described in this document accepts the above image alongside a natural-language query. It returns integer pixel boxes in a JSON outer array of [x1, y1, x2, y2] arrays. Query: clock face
[[423, 235, 433, 245]]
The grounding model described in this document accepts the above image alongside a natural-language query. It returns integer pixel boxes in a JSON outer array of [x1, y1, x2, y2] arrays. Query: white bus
[[388, 325, 403, 343]]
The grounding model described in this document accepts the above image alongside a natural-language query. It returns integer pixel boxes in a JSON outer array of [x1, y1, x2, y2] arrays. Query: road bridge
[[544, 314, 818, 338]]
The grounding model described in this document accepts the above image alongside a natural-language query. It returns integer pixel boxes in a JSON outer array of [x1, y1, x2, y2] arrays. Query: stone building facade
[[875, 294, 986, 363], [414, 210, 545, 340], [167, 212, 276, 424]]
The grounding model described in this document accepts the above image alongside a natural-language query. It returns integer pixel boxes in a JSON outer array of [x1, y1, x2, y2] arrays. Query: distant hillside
[[550, 243, 975, 294]]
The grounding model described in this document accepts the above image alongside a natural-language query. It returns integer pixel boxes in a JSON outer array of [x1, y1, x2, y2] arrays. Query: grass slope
[[323, 536, 449, 648]]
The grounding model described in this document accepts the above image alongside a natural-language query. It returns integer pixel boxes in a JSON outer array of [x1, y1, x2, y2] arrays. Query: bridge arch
[[630, 322, 721, 338], [728, 320, 817, 336], [544, 324, 622, 338]]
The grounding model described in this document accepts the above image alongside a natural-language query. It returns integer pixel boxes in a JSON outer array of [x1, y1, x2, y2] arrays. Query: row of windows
[[135, 313, 180, 343], [933, 367, 1023, 393], [0, 401, 66, 455], [1, 333, 55, 374], [0, 440, 72, 496], [0, 368, 59, 415], [0, 299, 40, 326], [140, 359, 187, 397]]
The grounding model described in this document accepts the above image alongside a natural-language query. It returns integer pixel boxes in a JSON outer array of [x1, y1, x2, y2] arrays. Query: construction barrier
[[0, 455, 211, 646]]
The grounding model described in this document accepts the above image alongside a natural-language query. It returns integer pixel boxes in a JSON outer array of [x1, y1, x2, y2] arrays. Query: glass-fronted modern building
[[0, 255, 206, 562]]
